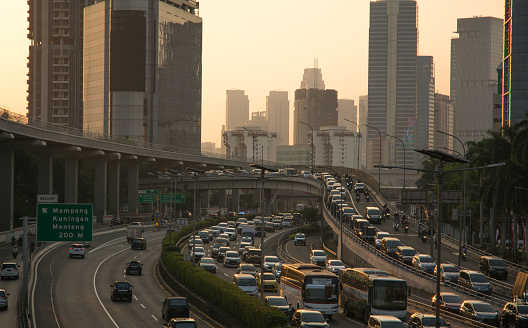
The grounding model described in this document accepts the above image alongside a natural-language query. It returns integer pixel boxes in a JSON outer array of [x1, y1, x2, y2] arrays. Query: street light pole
[[344, 119, 361, 170], [299, 121, 314, 172], [436, 130, 467, 263], [385, 134, 406, 191], [186, 167, 205, 267], [365, 124, 382, 192]]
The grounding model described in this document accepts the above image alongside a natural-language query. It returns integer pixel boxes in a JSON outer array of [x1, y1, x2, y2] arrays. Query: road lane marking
[[151, 315, 158, 321], [134, 295, 138, 300], [93, 247, 129, 328], [140, 304, 145, 309], [346, 317, 365, 325], [49, 256, 62, 328]]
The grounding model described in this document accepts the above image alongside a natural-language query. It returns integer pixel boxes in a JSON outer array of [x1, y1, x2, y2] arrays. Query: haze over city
[[0, 0, 504, 145]]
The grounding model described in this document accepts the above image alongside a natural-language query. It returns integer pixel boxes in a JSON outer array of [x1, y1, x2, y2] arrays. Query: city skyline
[[0, 1, 504, 146]]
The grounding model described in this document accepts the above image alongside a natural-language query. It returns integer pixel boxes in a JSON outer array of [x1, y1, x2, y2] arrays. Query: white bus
[[280, 263, 339, 319], [339, 268, 408, 322]]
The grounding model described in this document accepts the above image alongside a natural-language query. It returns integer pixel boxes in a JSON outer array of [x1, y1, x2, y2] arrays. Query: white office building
[[311, 126, 358, 168], [223, 127, 278, 162]]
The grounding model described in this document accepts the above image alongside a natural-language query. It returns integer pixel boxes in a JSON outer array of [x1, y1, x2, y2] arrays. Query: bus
[[280, 264, 339, 318], [339, 268, 408, 322]]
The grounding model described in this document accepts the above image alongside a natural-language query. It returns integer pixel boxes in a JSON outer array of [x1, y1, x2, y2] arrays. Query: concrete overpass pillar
[[0, 150, 14, 231], [108, 160, 120, 222], [128, 162, 139, 214], [94, 161, 107, 223], [38, 152, 53, 195], [231, 189, 240, 213], [253, 190, 260, 209], [200, 190, 210, 209], [64, 158, 78, 203], [219, 189, 227, 213]]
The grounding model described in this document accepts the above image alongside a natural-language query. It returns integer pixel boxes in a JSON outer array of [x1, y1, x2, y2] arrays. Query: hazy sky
[[0, 1, 504, 146]]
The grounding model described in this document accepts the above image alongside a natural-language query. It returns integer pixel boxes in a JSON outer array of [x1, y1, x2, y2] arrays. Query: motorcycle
[[421, 233, 427, 243], [355, 193, 360, 202], [365, 194, 370, 202], [461, 250, 467, 261], [393, 222, 399, 231], [13, 250, 18, 259], [11, 237, 16, 246], [404, 223, 409, 233]]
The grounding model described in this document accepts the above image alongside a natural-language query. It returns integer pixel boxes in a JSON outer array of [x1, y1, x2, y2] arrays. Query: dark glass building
[[83, 0, 202, 150]]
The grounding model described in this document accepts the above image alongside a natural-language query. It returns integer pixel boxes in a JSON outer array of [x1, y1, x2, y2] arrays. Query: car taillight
[[70, 247, 73, 250], [0, 296, 6, 300]]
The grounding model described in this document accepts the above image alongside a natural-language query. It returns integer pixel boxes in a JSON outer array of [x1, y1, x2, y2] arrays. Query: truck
[[241, 225, 255, 240], [127, 226, 143, 243]]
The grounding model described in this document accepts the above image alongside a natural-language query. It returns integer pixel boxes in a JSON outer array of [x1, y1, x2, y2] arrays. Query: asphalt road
[[31, 227, 213, 328], [0, 240, 25, 326]]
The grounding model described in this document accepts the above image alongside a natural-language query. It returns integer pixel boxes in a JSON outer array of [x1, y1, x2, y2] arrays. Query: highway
[[31, 227, 215, 328], [0, 240, 24, 327]]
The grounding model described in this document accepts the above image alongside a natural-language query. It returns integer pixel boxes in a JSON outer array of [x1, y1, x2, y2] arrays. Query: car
[[310, 250, 328, 266], [412, 254, 436, 274], [368, 315, 405, 328], [375, 232, 390, 249], [110, 281, 133, 302], [125, 261, 143, 275], [263, 256, 280, 272], [408, 312, 450, 328], [0, 289, 10, 310], [272, 262, 283, 281], [216, 246, 231, 262], [211, 243, 222, 258], [265, 222, 275, 232], [265, 296, 294, 318], [380, 237, 403, 259], [164, 318, 197, 328], [223, 251, 240, 267], [241, 236, 254, 245], [236, 263, 258, 277], [273, 219, 283, 230], [187, 237, 203, 249], [215, 237, 229, 247], [241, 246, 255, 261], [131, 238, 147, 250], [1, 263, 20, 280], [236, 218, 248, 226], [460, 300, 500, 327], [246, 248, 262, 266], [434, 264, 460, 283], [479, 256, 508, 280], [130, 222, 144, 232], [227, 221, 236, 228], [291, 309, 330, 327], [225, 227, 237, 241], [197, 230, 210, 244], [396, 246, 417, 265], [218, 222, 228, 233], [354, 183, 366, 193], [69, 244, 86, 258], [199, 257, 217, 273], [257, 272, 279, 292], [325, 259, 346, 274], [161, 297, 190, 321], [255, 226, 267, 237], [502, 301, 528, 328], [190, 247, 206, 262], [431, 293, 463, 314], [233, 273, 258, 297], [283, 218, 293, 228], [239, 241, 252, 255], [294, 233, 306, 246], [458, 270, 492, 295], [210, 226, 220, 237]]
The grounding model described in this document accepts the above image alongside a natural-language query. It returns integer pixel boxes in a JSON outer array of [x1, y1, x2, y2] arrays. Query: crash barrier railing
[[408, 299, 499, 328], [276, 230, 302, 264], [322, 204, 510, 308]]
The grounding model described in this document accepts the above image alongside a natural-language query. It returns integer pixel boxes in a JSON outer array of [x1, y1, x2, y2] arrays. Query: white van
[[233, 274, 258, 297]]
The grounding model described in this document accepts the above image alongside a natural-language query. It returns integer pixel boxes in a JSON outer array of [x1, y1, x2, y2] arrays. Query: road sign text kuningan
[[37, 204, 93, 242]]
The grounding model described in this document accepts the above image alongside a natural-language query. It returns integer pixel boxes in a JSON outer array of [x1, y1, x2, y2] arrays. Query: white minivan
[[233, 274, 258, 297]]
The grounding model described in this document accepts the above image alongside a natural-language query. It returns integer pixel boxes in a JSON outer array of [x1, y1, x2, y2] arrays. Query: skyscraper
[[434, 93, 454, 152], [416, 56, 435, 166], [225, 90, 249, 131], [300, 67, 325, 90], [27, 0, 89, 129], [450, 16, 503, 154], [83, 0, 202, 149], [266, 91, 289, 145], [367, 0, 418, 169], [293, 88, 338, 145], [337, 99, 358, 132], [503, 0, 528, 128], [358, 95, 368, 169]]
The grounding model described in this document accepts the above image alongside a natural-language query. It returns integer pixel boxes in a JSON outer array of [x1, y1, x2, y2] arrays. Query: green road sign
[[37, 204, 93, 242], [146, 189, 159, 194], [161, 194, 185, 204], [138, 193, 155, 203]]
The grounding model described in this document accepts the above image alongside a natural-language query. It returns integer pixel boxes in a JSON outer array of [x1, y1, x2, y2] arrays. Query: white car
[[225, 227, 237, 241], [412, 254, 437, 273], [210, 226, 220, 237], [224, 251, 241, 268], [263, 256, 280, 272], [0, 263, 20, 280], [310, 250, 327, 266], [325, 259, 346, 274], [191, 247, 206, 262], [218, 222, 228, 233], [375, 231, 390, 249], [69, 244, 85, 258]]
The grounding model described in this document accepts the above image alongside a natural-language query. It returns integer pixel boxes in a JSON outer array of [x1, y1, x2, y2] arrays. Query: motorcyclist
[[11, 236, 16, 246], [355, 192, 361, 202], [418, 224, 423, 236], [434, 234, 438, 248], [13, 245, 18, 259]]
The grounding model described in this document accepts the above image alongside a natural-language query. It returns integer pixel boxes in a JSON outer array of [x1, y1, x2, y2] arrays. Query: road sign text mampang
[[37, 204, 93, 242]]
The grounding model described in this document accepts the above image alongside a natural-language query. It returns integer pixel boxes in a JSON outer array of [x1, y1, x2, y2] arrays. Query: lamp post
[[299, 121, 315, 172], [186, 167, 205, 267], [249, 163, 277, 305], [436, 130, 466, 264], [365, 124, 382, 192], [385, 133, 406, 191], [344, 119, 361, 170], [376, 151, 503, 328]]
